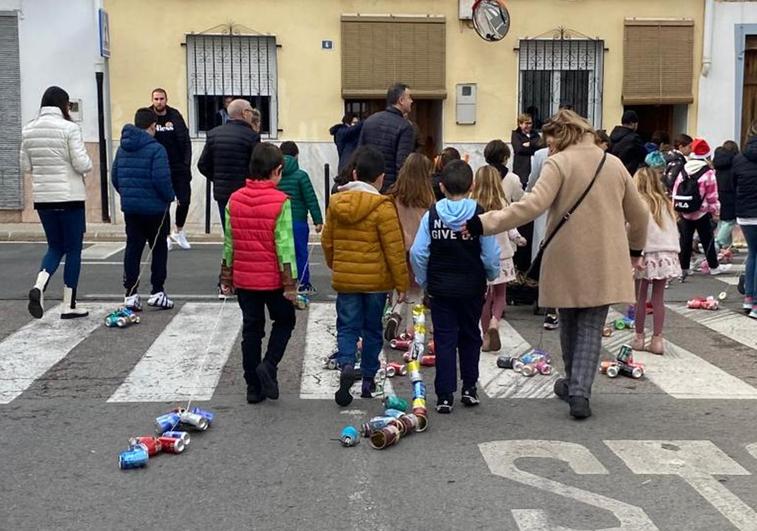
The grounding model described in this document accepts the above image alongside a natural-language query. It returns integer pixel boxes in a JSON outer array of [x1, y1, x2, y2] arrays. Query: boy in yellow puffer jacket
[[322, 146, 409, 406]]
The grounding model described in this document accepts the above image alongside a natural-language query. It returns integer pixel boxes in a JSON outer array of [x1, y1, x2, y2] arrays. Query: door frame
[[735, 24, 757, 144]]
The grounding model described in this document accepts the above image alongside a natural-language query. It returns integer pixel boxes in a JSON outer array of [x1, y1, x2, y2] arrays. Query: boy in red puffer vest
[[219, 142, 298, 404]]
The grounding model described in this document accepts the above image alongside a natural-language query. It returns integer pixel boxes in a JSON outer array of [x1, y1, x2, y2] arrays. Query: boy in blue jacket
[[410, 160, 500, 413], [112, 108, 176, 310]]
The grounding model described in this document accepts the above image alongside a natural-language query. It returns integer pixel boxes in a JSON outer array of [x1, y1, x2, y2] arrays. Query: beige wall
[[105, 0, 704, 142]]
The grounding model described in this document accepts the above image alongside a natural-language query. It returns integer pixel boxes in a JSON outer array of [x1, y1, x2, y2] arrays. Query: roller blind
[[622, 20, 694, 105], [0, 12, 21, 209], [341, 16, 446, 99]]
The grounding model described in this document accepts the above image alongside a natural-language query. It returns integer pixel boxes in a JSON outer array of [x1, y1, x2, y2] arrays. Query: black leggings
[[175, 202, 189, 228], [679, 214, 719, 270]]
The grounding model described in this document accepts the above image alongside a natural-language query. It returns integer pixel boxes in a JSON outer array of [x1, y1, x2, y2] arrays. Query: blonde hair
[[471, 165, 508, 212], [541, 109, 595, 153], [518, 113, 533, 125], [634, 166, 674, 228], [387, 153, 435, 209]]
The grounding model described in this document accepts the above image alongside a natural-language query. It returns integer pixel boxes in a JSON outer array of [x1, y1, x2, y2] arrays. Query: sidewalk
[[0, 223, 322, 243]]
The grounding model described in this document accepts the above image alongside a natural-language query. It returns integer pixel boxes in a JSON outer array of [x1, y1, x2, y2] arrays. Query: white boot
[[61, 286, 89, 319], [28, 270, 50, 319]]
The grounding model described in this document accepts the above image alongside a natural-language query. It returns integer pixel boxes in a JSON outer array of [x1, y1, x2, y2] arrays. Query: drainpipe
[[702, 0, 714, 77]]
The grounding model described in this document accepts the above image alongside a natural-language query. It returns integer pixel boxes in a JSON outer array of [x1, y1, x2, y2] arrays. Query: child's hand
[[516, 236, 527, 247], [631, 256, 645, 273], [284, 288, 297, 303], [315, 224, 323, 233]]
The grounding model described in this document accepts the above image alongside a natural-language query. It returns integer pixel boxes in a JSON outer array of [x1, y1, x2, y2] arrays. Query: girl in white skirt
[[631, 155, 682, 354]]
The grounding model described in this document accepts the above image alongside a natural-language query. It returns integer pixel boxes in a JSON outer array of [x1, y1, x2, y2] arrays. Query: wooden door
[[742, 36, 757, 147]]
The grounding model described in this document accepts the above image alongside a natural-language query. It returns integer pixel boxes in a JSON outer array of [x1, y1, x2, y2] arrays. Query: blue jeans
[[741, 225, 757, 300], [336, 292, 387, 378], [293, 220, 310, 287], [715, 220, 736, 249], [37, 207, 85, 288]]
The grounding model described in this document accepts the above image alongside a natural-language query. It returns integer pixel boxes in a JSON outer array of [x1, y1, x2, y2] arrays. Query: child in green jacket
[[279, 141, 324, 294]]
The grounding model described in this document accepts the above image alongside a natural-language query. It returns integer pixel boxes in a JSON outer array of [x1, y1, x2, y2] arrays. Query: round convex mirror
[[472, 0, 511, 42]]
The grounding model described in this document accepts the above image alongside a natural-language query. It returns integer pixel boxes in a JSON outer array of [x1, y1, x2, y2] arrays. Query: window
[[186, 34, 277, 136], [518, 37, 604, 129], [623, 20, 694, 105]]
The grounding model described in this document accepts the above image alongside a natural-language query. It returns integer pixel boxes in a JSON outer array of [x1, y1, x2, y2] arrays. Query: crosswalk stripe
[[603, 308, 757, 399], [667, 303, 757, 349], [299, 303, 394, 400], [108, 302, 241, 403], [0, 304, 112, 404], [715, 276, 740, 286], [81, 242, 125, 260], [478, 320, 560, 398]]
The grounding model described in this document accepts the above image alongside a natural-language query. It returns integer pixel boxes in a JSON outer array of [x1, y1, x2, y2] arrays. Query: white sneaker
[[749, 309, 757, 320], [710, 264, 732, 276], [147, 291, 174, 309], [173, 231, 191, 250], [124, 293, 143, 311]]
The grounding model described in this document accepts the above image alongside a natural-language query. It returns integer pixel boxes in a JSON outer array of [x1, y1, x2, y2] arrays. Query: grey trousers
[[558, 305, 610, 398]]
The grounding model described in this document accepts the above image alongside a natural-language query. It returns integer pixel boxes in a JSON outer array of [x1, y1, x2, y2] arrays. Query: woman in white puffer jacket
[[21, 86, 92, 319]]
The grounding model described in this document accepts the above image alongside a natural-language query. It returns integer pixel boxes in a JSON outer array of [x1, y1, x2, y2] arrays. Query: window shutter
[[622, 20, 694, 105], [341, 16, 446, 99], [0, 12, 22, 209]]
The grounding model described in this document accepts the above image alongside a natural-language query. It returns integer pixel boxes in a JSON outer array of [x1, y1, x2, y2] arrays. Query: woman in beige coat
[[467, 110, 648, 419]]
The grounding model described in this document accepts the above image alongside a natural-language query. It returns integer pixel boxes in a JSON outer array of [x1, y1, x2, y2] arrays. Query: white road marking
[[0, 304, 112, 404], [715, 276, 740, 286], [606, 440, 756, 531], [667, 303, 757, 349], [479, 440, 658, 530], [108, 302, 241, 402], [299, 302, 393, 399], [81, 242, 125, 259], [478, 320, 559, 398], [603, 309, 757, 399]]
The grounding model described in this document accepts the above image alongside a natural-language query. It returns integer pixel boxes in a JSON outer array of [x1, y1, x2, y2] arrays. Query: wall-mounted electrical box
[[69, 99, 83, 122], [459, 0, 475, 20], [456, 83, 476, 125]]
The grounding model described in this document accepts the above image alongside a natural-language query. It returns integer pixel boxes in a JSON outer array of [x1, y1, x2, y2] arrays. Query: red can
[[369, 425, 401, 450], [129, 436, 162, 456], [412, 406, 428, 418], [158, 436, 187, 454], [420, 355, 436, 367]]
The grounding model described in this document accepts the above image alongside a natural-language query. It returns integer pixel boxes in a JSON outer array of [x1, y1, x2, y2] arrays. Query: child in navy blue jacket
[[112, 108, 176, 311], [410, 160, 500, 413]]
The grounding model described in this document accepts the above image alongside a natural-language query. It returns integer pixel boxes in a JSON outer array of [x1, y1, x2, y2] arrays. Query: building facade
[[0, 0, 112, 224], [696, 0, 757, 148]]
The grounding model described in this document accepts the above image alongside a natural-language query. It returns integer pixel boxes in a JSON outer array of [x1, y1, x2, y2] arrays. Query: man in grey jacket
[[358, 83, 415, 193]]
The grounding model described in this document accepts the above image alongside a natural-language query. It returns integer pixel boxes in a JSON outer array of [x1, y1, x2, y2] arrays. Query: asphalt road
[[2, 240, 757, 530]]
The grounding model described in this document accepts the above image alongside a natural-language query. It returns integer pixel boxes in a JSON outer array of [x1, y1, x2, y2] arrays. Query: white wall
[[697, 1, 757, 146], [0, 0, 105, 141]]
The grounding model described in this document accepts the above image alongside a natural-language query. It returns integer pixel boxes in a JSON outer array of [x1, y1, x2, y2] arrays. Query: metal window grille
[[518, 33, 604, 129], [186, 33, 277, 136]]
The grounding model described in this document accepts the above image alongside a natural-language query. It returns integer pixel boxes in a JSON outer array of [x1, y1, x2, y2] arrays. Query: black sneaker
[[436, 394, 454, 414], [335, 364, 359, 406], [543, 314, 559, 330], [461, 387, 480, 407], [361, 377, 376, 398], [255, 361, 279, 400], [246, 388, 265, 404], [553, 378, 569, 402], [384, 313, 401, 342], [568, 396, 592, 419]]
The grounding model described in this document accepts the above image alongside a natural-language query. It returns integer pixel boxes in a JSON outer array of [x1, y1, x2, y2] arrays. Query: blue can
[[384, 408, 404, 419], [189, 407, 215, 424], [339, 425, 360, 447], [162, 430, 191, 445], [154, 412, 181, 434], [412, 381, 426, 400], [118, 445, 149, 470]]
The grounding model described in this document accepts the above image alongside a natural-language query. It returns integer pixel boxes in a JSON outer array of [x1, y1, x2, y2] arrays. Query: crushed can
[[128, 436, 162, 456], [158, 436, 187, 454], [119, 444, 149, 470], [384, 395, 409, 412], [295, 293, 310, 310], [339, 425, 360, 447], [177, 410, 209, 431], [369, 425, 401, 450], [496, 355, 514, 369], [162, 431, 191, 446], [154, 412, 181, 435], [189, 407, 215, 425]]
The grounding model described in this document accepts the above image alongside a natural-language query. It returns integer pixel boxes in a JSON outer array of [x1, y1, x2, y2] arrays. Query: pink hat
[[690, 138, 711, 160]]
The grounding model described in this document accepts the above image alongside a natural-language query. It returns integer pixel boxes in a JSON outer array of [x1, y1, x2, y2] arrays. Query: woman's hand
[[631, 256, 645, 273]]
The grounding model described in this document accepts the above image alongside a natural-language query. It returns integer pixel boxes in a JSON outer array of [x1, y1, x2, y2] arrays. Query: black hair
[[484, 139, 510, 165], [353, 146, 385, 183], [651, 130, 670, 146], [440, 160, 473, 196], [721, 140, 740, 154], [435, 146, 461, 172], [40, 86, 71, 121], [342, 112, 357, 125], [280, 141, 299, 157], [249, 142, 284, 180], [595, 129, 610, 146], [387, 83, 409, 106], [674, 133, 693, 149], [134, 108, 157, 130], [151, 88, 167, 98]]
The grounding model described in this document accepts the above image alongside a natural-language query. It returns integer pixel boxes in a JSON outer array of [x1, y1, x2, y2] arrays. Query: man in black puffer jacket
[[713, 141, 740, 249], [358, 83, 415, 193], [198, 99, 260, 231], [610, 110, 647, 175], [733, 125, 757, 317]]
